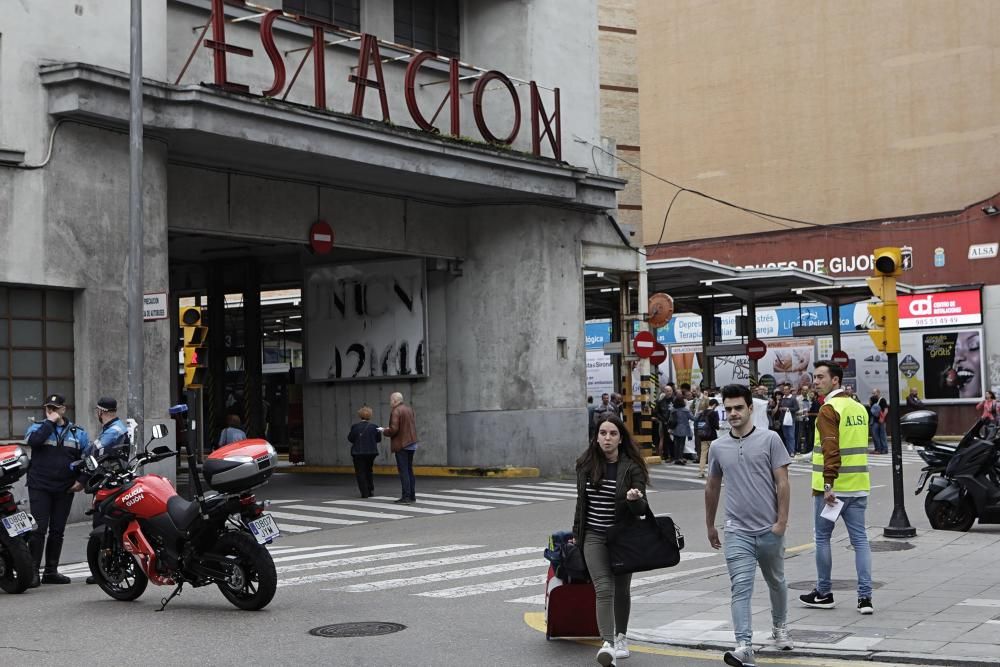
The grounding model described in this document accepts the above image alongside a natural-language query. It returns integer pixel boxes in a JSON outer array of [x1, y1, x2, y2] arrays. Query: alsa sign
[[897, 289, 982, 329], [190, 0, 561, 159]]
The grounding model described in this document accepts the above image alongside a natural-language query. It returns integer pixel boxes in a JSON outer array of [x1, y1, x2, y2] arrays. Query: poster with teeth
[[922, 329, 983, 401]]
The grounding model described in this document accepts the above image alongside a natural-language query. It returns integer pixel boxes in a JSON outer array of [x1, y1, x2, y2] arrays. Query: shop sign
[[968, 242, 998, 260], [189, 0, 561, 159], [897, 289, 982, 329]]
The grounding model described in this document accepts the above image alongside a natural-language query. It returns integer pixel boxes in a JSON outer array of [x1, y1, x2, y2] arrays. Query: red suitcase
[[544, 565, 600, 639]]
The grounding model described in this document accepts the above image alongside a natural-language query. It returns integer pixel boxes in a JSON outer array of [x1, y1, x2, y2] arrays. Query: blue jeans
[[873, 423, 888, 453], [812, 495, 872, 598], [395, 449, 415, 500], [781, 424, 796, 456], [723, 530, 788, 644]]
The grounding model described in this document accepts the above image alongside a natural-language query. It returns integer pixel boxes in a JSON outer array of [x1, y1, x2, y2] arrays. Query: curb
[[277, 464, 540, 478]]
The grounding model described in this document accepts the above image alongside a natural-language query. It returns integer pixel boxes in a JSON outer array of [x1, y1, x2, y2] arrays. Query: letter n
[[350, 34, 391, 122], [530, 83, 561, 160]]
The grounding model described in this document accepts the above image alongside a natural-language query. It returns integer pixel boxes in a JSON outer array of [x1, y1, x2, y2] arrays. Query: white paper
[[820, 498, 844, 523]]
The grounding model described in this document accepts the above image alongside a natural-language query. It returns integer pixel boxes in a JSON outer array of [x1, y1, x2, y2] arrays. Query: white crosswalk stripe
[[277, 545, 478, 574], [324, 500, 454, 514], [283, 504, 411, 520], [335, 558, 547, 592], [447, 489, 559, 502], [417, 574, 548, 598], [267, 510, 365, 526], [416, 492, 527, 505], [273, 523, 322, 534], [371, 496, 495, 510], [492, 485, 578, 498]]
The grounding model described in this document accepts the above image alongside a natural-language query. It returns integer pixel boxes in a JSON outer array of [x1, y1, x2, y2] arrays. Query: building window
[[283, 0, 361, 31], [0, 287, 75, 439], [394, 0, 460, 58]]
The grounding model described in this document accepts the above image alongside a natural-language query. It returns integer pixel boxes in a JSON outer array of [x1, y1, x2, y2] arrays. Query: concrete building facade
[[0, 0, 634, 498]]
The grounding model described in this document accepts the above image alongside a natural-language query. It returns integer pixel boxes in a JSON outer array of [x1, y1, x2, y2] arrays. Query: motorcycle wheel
[[0, 532, 34, 594], [87, 531, 148, 601], [215, 531, 277, 611], [925, 494, 976, 531]]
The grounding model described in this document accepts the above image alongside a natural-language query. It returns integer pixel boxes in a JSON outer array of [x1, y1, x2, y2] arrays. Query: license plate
[[248, 514, 280, 544], [2, 511, 33, 537]]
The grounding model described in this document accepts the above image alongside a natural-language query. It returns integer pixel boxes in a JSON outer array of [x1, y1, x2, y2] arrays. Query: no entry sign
[[831, 350, 849, 366], [746, 339, 767, 361], [309, 220, 334, 255], [649, 342, 667, 366], [633, 331, 656, 358]]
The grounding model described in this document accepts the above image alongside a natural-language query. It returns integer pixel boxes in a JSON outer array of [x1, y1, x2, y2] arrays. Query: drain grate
[[850, 541, 914, 552], [309, 622, 407, 638], [788, 579, 884, 591]]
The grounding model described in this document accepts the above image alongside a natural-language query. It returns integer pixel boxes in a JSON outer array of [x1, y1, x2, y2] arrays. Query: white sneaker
[[614, 632, 630, 658], [596, 641, 617, 666], [771, 624, 793, 650], [723, 643, 756, 667]]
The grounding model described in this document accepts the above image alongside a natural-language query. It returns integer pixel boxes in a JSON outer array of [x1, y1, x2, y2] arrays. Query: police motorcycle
[[0, 444, 35, 593], [78, 420, 282, 610], [904, 410, 1000, 531]]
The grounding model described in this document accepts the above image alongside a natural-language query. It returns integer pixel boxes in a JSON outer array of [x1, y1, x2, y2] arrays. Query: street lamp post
[[127, 0, 145, 445]]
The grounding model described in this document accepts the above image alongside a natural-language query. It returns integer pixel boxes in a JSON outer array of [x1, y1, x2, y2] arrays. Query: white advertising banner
[[586, 350, 615, 399], [712, 338, 816, 390], [304, 259, 428, 381]]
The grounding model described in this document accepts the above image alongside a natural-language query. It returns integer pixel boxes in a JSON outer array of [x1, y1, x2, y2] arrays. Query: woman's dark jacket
[[347, 421, 381, 456], [572, 455, 649, 542]]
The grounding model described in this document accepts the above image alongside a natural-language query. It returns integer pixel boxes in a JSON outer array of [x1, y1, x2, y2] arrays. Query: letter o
[[472, 70, 521, 145]]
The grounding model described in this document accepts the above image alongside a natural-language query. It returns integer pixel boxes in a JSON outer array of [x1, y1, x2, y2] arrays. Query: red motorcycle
[[82, 423, 281, 610], [0, 444, 35, 594]]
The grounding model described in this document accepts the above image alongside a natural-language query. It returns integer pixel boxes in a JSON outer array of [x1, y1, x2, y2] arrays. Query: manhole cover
[[850, 541, 914, 552], [788, 579, 885, 591], [309, 622, 407, 638], [789, 630, 850, 643]]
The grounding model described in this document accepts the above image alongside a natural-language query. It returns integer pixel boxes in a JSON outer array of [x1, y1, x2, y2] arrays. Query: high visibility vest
[[813, 395, 870, 493]]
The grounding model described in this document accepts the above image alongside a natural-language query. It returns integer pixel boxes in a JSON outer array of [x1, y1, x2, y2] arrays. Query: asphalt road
[[4, 448, 930, 666]]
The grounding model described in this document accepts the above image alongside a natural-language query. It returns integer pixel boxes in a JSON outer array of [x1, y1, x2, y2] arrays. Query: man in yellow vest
[[799, 360, 874, 615]]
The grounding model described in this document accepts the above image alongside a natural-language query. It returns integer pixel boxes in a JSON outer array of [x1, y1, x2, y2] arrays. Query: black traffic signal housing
[[180, 306, 207, 389]]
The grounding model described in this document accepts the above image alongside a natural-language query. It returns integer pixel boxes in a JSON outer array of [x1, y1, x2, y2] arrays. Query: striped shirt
[[585, 462, 618, 533]]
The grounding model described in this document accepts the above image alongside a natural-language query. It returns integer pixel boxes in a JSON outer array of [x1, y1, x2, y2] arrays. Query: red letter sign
[[473, 71, 521, 145], [204, 0, 252, 93], [404, 52, 460, 137], [259, 10, 286, 97], [350, 34, 391, 122], [530, 83, 561, 160]]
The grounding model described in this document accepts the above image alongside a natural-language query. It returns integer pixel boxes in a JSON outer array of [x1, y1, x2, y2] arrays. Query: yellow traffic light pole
[[867, 247, 916, 538]]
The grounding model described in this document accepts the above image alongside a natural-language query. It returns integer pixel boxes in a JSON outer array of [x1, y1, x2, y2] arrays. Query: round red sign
[[633, 331, 656, 359], [649, 343, 667, 366], [309, 220, 334, 255], [831, 350, 849, 366], [746, 340, 767, 361]]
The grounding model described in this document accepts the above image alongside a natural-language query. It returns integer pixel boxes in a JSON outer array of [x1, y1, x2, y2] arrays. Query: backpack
[[697, 410, 714, 439], [544, 530, 590, 583]]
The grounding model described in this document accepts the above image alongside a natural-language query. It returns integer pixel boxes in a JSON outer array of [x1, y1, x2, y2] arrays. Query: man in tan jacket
[[381, 392, 419, 504]]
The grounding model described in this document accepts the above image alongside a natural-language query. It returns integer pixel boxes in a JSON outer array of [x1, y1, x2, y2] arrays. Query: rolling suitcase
[[544, 565, 600, 639]]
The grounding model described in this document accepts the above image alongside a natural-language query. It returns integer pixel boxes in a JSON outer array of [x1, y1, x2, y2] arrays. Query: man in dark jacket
[[381, 392, 419, 504], [347, 406, 382, 498], [23, 394, 89, 586]]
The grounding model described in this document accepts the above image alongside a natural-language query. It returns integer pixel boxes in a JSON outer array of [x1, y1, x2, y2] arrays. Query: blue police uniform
[[24, 406, 90, 583]]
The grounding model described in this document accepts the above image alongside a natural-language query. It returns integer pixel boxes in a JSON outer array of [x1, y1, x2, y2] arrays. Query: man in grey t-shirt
[[706, 384, 792, 667]]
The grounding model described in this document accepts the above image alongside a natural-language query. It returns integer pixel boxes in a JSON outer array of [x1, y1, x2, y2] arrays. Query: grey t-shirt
[[708, 426, 791, 536]]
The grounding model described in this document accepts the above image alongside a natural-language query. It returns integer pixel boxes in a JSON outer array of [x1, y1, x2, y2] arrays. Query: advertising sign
[[897, 290, 982, 329], [305, 259, 427, 381]]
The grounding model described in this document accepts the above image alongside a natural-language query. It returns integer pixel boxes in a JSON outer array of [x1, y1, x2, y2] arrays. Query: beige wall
[[599, 0, 642, 230], [638, 0, 1000, 245]]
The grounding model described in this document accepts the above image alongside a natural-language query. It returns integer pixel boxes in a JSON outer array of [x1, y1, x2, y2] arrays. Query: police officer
[[85, 397, 129, 584], [24, 394, 89, 586]]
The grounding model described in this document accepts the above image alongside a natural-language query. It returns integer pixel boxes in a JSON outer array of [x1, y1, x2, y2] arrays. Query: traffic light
[[866, 247, 901, 353], [180, 306, 207, 389]]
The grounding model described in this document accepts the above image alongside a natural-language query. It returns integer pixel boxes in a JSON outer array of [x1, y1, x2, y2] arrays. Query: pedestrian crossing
[[649, 450, 929, 487], [253, 482, 583, 535]]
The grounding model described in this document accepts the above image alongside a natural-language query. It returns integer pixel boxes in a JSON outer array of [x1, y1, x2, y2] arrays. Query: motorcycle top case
[[0, 445, 28, 486], [900, 410, 937, 445], [203, 439, 277, 493]]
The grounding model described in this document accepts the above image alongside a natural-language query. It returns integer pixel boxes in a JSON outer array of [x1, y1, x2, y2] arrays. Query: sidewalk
[[627, 528, 1000, 666]]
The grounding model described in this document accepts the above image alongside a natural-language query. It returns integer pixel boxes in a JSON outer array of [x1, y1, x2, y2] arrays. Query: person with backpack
[[572, 415, 649, 666], [697, 398, 721, 478]]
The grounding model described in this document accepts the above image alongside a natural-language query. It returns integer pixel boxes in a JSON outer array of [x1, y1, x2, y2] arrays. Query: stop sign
[[633, 331, 656, 358], [746, 339, 767, 361], [309, 220, 334, 254], [649, 342, 667, 366], [831, 350, 849, 366]]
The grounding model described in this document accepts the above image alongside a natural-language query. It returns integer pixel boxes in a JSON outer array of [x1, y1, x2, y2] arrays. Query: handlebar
[[78, 448, 178, 493]]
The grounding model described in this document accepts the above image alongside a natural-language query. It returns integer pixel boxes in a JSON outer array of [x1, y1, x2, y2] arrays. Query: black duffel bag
[[605, 511, 684, 575]]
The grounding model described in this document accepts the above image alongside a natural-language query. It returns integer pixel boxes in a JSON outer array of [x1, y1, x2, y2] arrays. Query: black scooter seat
[[166, 495, 201, 531]]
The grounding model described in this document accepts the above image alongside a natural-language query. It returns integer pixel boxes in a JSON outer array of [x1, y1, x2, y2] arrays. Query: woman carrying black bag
[[572, 415, 649, 666]]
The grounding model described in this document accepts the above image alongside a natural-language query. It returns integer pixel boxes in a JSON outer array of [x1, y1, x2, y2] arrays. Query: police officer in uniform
[[24, 394, 89, 586], [85, 397, 129, 584]]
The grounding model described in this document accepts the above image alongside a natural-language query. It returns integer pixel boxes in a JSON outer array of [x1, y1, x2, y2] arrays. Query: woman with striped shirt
[[572, 415, 650, 666]]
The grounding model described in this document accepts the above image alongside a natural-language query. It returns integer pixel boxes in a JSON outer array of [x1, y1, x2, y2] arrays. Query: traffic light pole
[[126, 0, 144, 447], [884, 351, 916, 538]]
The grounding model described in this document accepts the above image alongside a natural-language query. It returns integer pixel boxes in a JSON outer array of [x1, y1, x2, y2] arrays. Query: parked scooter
[[904, 410, 1000, 531], [81, 421, 282, 610], [0, 445, 36, 593]]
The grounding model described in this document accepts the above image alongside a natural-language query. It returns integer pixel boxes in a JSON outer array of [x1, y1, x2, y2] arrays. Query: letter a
[[350, 34, 391, 122]]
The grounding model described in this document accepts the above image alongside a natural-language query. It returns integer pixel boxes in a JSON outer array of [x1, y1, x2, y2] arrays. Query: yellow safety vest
[[812, 395, 870, 493]]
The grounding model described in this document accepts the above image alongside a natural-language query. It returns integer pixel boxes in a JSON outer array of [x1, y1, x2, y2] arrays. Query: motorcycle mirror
[[86, 455, 98, 472], [151, 423, 168, 439]]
